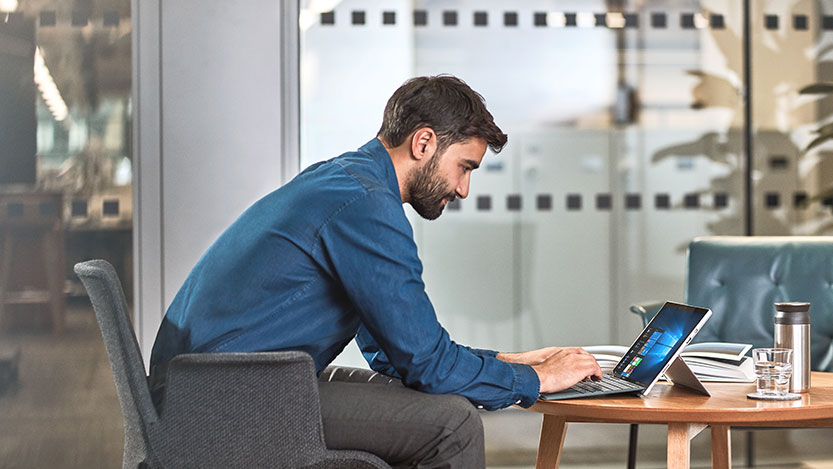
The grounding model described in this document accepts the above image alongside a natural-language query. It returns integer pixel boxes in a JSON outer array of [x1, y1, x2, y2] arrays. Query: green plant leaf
[[799, 83, 833, 94], [804, 131, 833, 153], [813, 122, 833, 135]]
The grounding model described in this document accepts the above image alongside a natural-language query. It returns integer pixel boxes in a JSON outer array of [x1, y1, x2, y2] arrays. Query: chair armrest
[[154, 351, 330, 468], [629, 300, 665, 327]]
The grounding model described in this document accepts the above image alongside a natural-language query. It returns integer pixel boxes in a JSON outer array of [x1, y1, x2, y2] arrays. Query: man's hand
[[528, 347, 603, 394]]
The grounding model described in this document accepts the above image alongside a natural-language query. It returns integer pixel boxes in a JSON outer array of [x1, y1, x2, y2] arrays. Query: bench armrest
[[629, 301, 665, 328]]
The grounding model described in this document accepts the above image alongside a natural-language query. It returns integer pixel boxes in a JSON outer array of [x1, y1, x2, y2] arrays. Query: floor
[[0, 302, 122, 468], [2, 304, 833, 468]]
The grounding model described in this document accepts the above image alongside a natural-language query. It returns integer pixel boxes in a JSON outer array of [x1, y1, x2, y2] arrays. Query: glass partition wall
[[301, 0, 833, 358], [0, 0, 133, 319], [752, 1, 833, 235], [0, 2, 130, 465]]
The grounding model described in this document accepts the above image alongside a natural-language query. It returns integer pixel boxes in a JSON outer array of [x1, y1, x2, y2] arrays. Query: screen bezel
[[613, 301, 711, 388]]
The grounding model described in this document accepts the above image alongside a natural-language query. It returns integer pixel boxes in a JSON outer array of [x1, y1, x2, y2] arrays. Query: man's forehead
[[447, 138, 487, 161]]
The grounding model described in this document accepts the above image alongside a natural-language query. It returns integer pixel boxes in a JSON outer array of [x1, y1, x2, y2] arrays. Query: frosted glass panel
[[300, 1, 833, 358]]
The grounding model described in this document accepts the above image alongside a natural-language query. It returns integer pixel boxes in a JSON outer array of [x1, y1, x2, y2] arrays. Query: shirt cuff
[[507, 362, 541, 408]]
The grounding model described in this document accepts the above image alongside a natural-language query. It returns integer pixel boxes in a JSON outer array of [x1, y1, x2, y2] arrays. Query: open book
[[583, 342, 754, 382]]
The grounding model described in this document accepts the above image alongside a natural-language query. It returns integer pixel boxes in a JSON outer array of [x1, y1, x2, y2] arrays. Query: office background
[[3, 0, 833, 466], [140, 0, 833, 366]]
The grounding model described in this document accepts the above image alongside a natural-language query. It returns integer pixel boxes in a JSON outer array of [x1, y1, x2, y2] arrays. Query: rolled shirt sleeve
[[316, 190, 540, 410]]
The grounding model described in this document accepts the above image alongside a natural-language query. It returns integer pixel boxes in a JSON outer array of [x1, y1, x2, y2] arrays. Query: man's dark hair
[[377, 75, 508, 154]]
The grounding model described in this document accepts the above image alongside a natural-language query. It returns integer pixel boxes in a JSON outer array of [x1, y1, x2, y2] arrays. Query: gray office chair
[[627, 236, 833, 468], [75, 259, 389, 469]]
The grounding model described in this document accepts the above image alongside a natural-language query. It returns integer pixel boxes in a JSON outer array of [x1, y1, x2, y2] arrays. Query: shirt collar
[[358, 138, 401, 201]]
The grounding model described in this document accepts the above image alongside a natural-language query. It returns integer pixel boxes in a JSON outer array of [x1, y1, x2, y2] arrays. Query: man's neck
[[378, 137, 411, 204]]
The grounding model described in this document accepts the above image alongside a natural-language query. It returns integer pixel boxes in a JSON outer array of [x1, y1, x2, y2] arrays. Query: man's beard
[[407, 153, 456, 221]]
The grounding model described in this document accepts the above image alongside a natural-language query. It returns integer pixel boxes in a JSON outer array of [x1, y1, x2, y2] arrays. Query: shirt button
[[515, 400, 522, 405], [477, 405, 484, 409]]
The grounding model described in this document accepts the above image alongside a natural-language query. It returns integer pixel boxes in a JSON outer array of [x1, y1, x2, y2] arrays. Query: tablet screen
[[613, 302, 709, 386]]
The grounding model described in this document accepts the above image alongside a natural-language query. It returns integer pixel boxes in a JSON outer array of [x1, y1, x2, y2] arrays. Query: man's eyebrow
[[463, 159, 480, 170]]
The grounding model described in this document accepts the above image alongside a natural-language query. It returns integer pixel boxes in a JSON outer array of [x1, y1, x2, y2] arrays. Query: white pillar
[[132, 0, 299, 367]]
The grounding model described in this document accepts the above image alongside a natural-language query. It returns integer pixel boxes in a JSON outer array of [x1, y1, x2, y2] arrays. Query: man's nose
[[456, 174, 471, 199]]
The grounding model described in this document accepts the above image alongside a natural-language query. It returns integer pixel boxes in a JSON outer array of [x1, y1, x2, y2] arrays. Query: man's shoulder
[[330, 150, 392, 194], [296, 150, 393, 199]]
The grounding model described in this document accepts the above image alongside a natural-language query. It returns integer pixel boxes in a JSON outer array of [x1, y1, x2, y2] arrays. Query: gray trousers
[[318, 366, 485, 469]]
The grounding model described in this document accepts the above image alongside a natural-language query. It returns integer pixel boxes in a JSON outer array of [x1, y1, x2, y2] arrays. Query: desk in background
[[0, 190, 64, 333], [0, 186, 133, 333]]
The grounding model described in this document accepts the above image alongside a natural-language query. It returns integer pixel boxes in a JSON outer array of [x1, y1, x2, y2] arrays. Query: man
[[149, 75, 601, 467]]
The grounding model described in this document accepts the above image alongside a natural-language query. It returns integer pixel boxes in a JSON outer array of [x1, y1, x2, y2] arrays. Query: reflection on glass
[[1, 1, 133, 306], [0, 1, 130, 466], [752, 1, 833, 235]]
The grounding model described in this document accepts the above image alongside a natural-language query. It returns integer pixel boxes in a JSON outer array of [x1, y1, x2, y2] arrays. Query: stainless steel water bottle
[[773, 302, 811, 393]]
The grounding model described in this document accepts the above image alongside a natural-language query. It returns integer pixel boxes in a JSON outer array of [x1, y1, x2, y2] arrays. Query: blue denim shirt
[[150, 138, 540, 410]]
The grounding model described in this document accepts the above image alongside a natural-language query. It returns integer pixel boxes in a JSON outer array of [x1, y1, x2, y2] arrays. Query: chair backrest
[[74, 259, 157, 467], [686, 236, 833, 371], [159, 351, 332, 467]]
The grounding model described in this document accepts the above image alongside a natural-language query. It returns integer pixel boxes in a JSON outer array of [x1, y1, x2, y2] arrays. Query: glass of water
[[752, 348, 793, 397]]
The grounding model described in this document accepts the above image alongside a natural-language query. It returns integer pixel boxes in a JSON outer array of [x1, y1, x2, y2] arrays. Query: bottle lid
[[774, 302, 810, 312], [774, 302, 811, 325]]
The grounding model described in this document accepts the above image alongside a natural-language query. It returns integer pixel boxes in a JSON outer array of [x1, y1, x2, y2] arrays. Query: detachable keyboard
[[540, 372, 645, 401]]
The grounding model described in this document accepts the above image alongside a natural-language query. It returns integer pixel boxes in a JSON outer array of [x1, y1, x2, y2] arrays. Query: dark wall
[[0, 17, 37, 185]]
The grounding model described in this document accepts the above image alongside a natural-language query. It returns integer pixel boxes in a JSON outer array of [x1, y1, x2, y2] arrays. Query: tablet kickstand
[[664, 356, 711, 396]]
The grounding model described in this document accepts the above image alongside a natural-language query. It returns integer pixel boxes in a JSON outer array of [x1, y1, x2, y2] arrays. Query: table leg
[[667, 423, 706, 469], [711, 425, 731, 469], [536, 415, 567, 469]]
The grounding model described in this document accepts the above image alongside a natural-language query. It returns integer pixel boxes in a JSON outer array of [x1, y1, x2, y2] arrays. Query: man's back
[[149, 139, 407, 376]]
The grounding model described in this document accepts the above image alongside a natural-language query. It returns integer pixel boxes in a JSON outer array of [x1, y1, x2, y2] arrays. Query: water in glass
[[752, 348, 793, 397], [755, 360, 792, 396]]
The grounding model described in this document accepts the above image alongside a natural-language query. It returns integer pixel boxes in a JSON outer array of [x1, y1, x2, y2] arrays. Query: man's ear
[[410, 128, 437, 162]]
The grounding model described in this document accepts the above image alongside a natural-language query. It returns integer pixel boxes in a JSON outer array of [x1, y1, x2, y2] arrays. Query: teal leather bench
[[628, 236, 833, 468]]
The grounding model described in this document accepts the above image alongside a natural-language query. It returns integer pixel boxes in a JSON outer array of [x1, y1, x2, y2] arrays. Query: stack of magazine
[[584, 342, 755, 382]]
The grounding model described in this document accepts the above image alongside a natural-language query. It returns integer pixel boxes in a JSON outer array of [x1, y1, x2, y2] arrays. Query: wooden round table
[[526, 372, 833, 469]]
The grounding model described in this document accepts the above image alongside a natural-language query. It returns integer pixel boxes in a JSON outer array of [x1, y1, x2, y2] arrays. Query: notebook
[[540, 301, 712, 400]]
